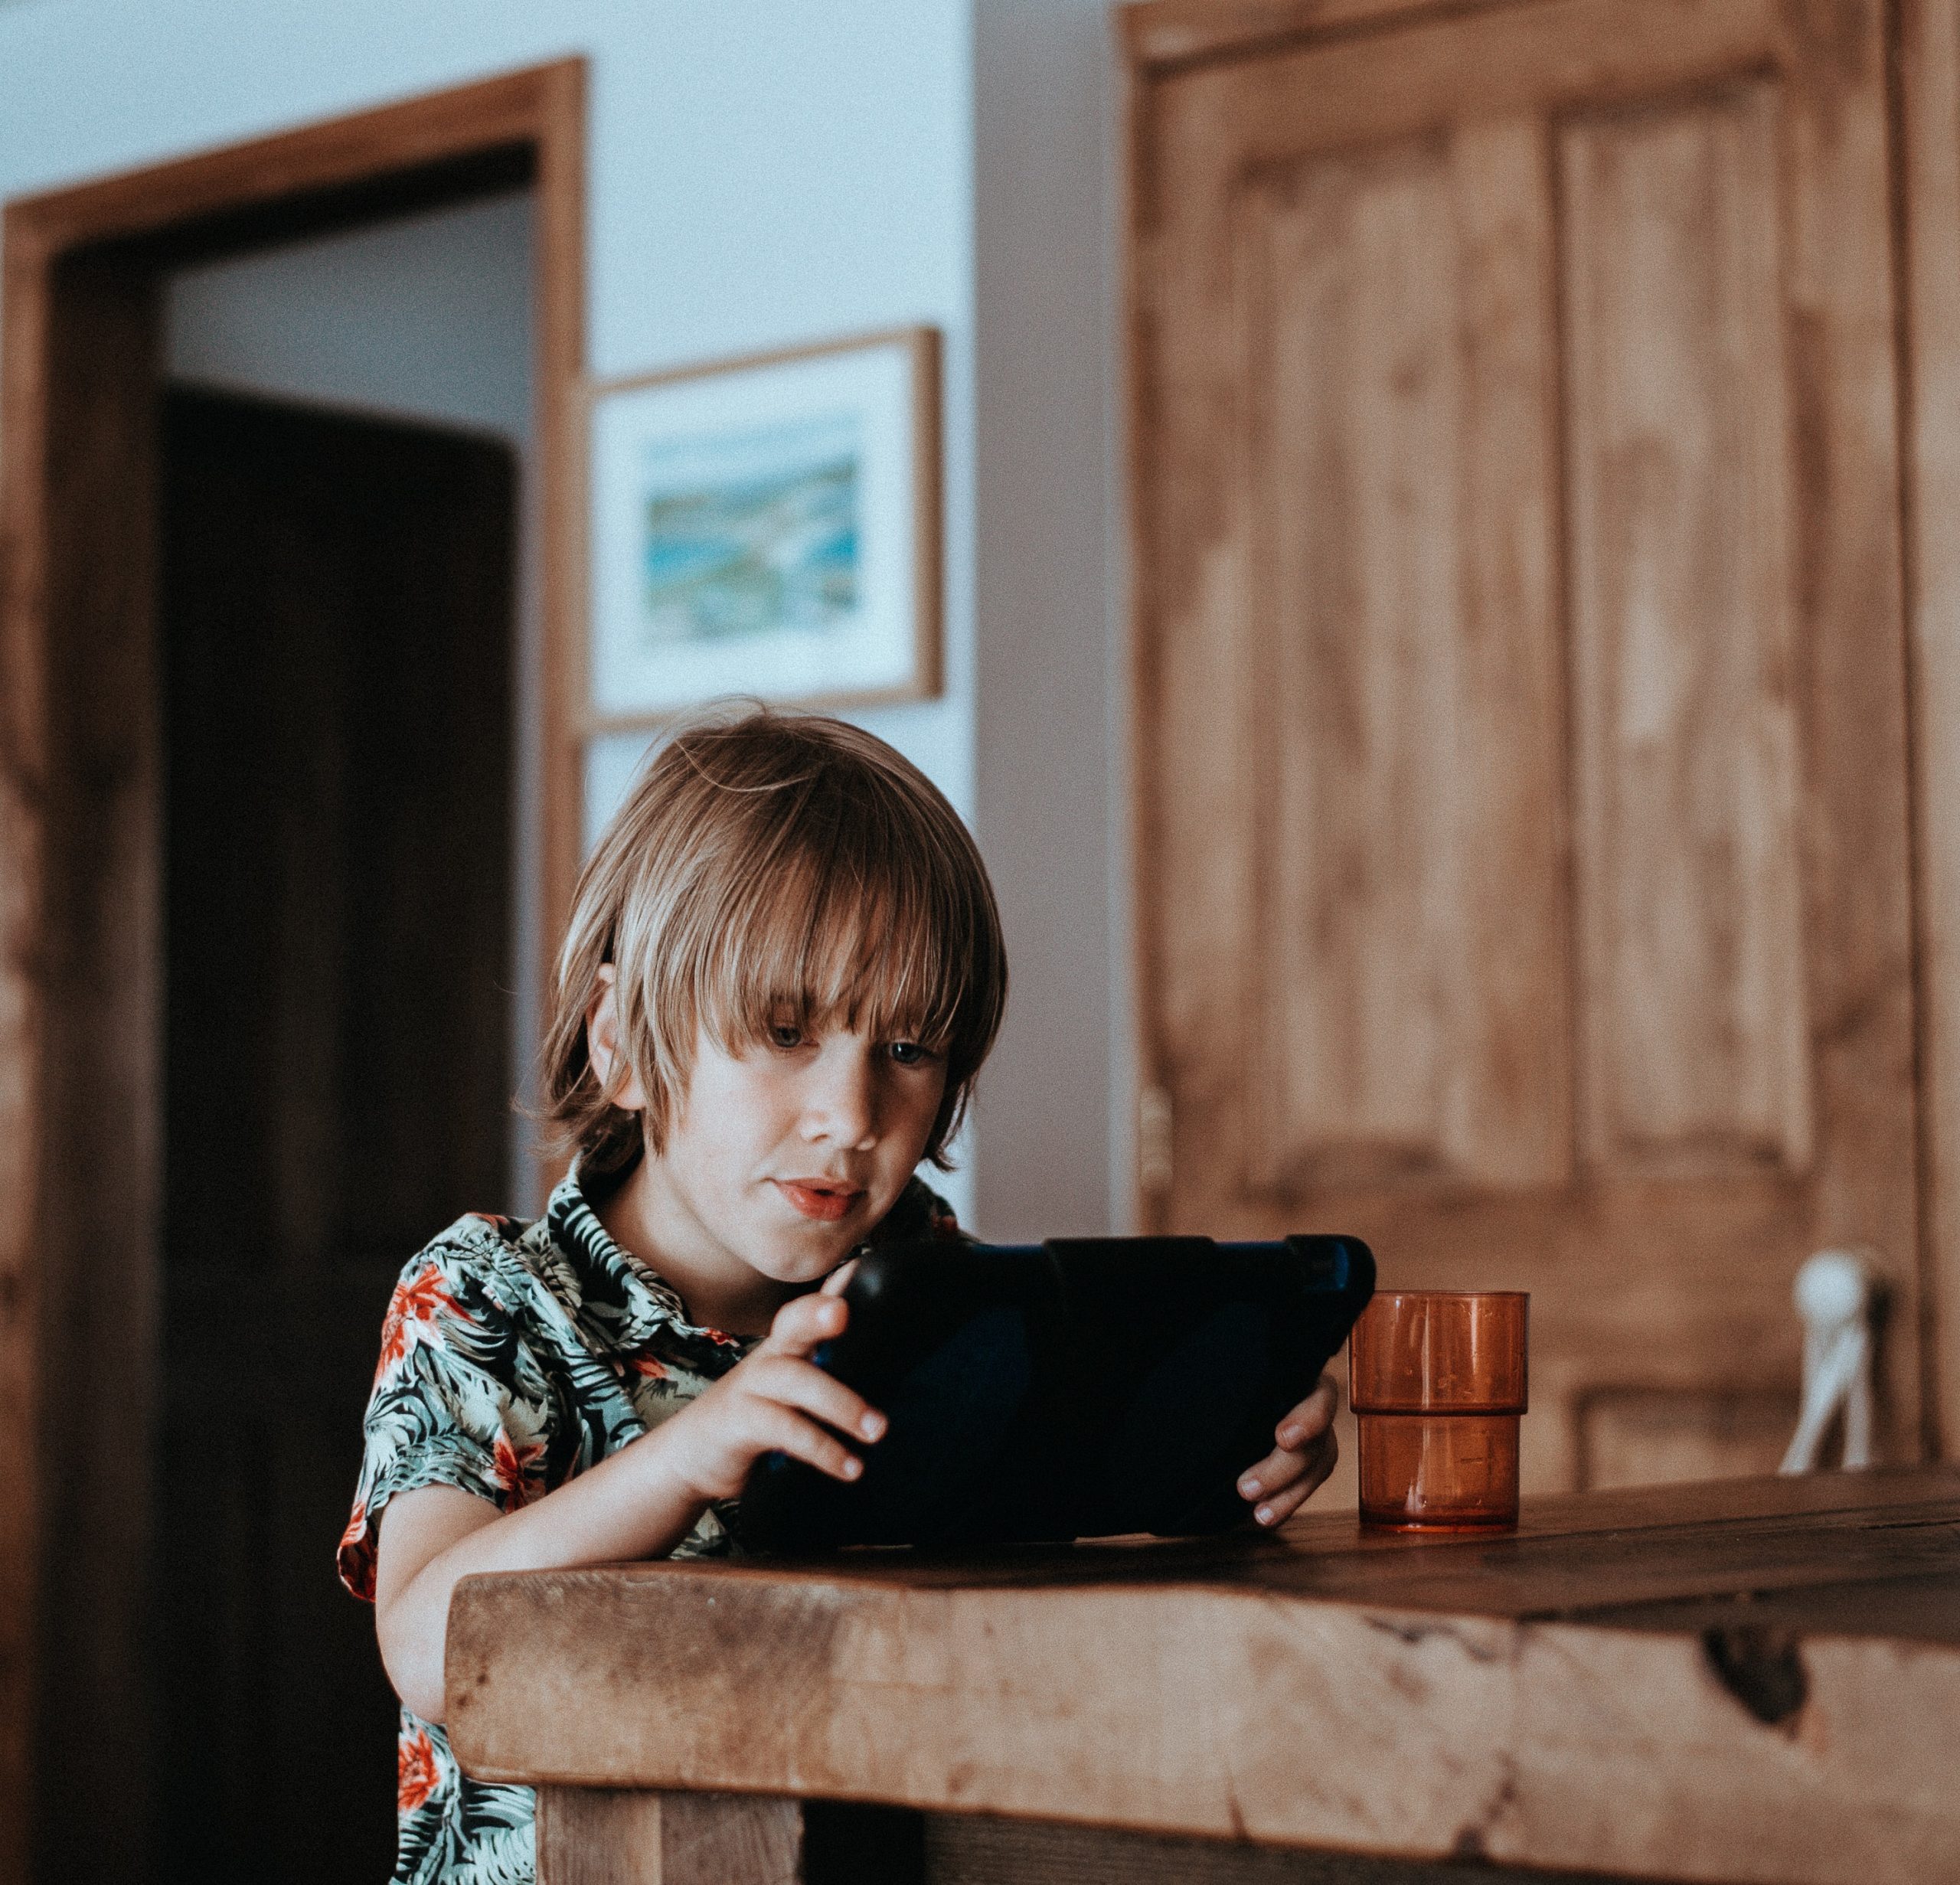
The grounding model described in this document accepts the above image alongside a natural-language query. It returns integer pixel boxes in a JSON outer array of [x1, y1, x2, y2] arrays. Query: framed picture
[[584, 325, 941, 724]]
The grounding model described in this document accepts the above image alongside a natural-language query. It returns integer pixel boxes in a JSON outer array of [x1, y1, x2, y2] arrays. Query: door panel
[[1562, 80, 1812, 1175], [1132, 0, 1916, 1491], [1240, 116, 1573, 1197], [1578, 1386, 1792, 1488]]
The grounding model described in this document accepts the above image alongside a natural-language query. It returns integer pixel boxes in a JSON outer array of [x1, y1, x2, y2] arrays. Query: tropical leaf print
[[342, 1166, 960, 1884], [377, 1264, 477, 1380]]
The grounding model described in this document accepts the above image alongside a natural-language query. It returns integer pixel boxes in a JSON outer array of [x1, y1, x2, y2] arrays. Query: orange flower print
[[493, 1428, 547, 1508], [375, 1263, 473, 1380], [336, 1499, 386, 1602], [626, 1352, 668, 1380], [398, 1728, 439, 1814]]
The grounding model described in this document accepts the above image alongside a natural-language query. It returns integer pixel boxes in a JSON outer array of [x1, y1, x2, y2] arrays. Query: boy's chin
[[748, 1219, 864, 1283]]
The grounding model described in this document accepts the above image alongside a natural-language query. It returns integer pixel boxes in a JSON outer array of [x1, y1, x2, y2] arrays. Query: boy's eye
[[887, 1040, 933, 1067], [769, 1023, 805, 1050]]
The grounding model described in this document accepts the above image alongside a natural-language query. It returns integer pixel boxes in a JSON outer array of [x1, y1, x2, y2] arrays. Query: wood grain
[[1119, 0, 1520, 71], [13, 243, 164, 1885], [1125, 0, 1919, 1498], [449, 1471, 1960, 1885], [1899, 0, 1960, 1464], [925, 1813, 1640, 1884], [3, 66, 559, 256], [530, 59, 590, 1008], [534, 1795, 1674, 1885], [1561, 80, 1810, 1174], [1249, 135, 1470, 1188], [537, 1790, 673, 1885], [537, 1797, 1663, 1885], [1239, 114, 1568, 1194], [0, 60, 585, 1883], [0, 216, 54, 1885], [537, 1790, 806, 1885], [1576, 1386, 1791, 1490]]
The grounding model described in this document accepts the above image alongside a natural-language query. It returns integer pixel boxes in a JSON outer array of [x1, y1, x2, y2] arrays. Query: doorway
[[156, 386, 516, 1880], [0, 63, 584, 1884]]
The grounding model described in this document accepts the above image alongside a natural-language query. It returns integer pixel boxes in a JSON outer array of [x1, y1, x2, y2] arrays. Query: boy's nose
[[803, 1044, 877, 1147]]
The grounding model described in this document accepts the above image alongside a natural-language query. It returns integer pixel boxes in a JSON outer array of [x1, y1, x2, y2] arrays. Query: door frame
[[1900, 0, 1960, 1478], [1118, 0, 1960, 1465], [0, 60, 585, 1877]]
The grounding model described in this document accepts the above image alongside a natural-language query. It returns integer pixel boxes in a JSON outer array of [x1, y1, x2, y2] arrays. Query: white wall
[[0, 0, 1128, 1240], [971, 0, 1125, 1237], [166, 191, 534, 438]]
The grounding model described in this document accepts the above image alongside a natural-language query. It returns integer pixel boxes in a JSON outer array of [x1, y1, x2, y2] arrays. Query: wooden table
[[446, 1468, 1960, 1885]]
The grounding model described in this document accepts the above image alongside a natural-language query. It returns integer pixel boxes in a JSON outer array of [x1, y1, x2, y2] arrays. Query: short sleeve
[[338, 1241, 550, 1601]]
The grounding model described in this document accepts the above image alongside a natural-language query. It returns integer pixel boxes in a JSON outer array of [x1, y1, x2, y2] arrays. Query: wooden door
[[151, 389, 514, 1882], [1126, 0, 1919, 1491]]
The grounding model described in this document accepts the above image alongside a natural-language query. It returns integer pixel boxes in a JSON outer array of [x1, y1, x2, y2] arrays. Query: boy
[[339, 707, 1338, 1885]]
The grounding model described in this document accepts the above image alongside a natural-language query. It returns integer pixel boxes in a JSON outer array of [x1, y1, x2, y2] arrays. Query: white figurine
[[1779, 1248, 1877, 1475]]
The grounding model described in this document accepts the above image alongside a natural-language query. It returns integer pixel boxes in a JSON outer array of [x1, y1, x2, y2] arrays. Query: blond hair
[[541, 707, 1007, 1176]]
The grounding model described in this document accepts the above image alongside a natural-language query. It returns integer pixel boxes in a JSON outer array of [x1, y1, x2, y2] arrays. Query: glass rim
[[1364, 1289, 1529, 1305]]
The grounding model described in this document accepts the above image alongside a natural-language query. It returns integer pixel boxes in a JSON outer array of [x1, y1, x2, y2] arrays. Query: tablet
[[734, 1233, 1374, 1552]]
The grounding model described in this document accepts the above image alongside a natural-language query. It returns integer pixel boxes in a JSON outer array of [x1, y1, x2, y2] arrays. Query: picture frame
[[583, 325, 942, 727]]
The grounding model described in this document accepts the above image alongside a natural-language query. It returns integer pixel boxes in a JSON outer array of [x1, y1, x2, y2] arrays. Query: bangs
[[547, 705, 1006, 1174], [691, 791, 972, 1056]]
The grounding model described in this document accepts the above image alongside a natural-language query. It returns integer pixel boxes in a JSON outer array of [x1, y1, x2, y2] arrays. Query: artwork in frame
[[586, 325, 941, 724]]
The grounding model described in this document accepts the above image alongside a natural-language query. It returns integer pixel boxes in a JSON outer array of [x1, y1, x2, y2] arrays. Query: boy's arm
[[374, 1283, 884, 1723], [373, 1433, 708, 1723]]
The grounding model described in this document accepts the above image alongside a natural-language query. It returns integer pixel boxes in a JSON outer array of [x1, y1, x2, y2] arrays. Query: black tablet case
[[735, 1233, 1374, 1552]]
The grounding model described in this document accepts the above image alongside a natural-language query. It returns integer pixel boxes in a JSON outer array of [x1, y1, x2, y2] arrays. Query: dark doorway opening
[[155, 388, 517, 1880]]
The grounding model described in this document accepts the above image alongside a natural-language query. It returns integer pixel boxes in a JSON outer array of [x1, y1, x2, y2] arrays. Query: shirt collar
[[542, 1163, 742, 1357], [541, 1161, 962, 1355]]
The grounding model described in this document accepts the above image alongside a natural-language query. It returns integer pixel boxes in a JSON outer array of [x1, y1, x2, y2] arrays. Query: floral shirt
[[338, 1165, 959, 1885]]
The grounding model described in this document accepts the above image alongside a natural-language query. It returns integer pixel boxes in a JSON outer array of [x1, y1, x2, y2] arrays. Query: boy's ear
[[586, 965, 648, 1112]]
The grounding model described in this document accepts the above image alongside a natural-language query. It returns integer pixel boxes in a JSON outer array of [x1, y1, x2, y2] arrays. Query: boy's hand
[[1236, 1370, 1339, 1527], [654, 1270, 884, 1505]]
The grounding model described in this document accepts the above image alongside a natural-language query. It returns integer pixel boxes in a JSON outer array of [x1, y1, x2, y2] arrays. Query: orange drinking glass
[[1349, 1291, 1528, 1530]]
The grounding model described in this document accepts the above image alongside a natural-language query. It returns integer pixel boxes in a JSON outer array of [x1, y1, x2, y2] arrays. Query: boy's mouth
[[773, 1178, 867, 1223]]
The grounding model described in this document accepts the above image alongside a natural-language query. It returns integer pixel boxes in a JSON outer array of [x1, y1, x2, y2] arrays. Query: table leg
[[534, 1794, 1643, 1885], [534, 1788, 805, 1885]]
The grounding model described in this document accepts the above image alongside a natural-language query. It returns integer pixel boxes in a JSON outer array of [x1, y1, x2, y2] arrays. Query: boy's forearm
[[381, 1425, 712, 1722]]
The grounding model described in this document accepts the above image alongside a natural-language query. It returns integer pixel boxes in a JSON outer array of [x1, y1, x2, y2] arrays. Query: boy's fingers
[[1238, 1427, 1338, 1504], [745, 1353, 887, 1446], [748, 1402, 867, 1483], [1247, 1430, 1340, 1527], [1251, 1464, 1326, 1528], [763, 1290, 849, 1356], [821, 1258, 860, 1298], [1273, 1370, 1340, 1451]]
